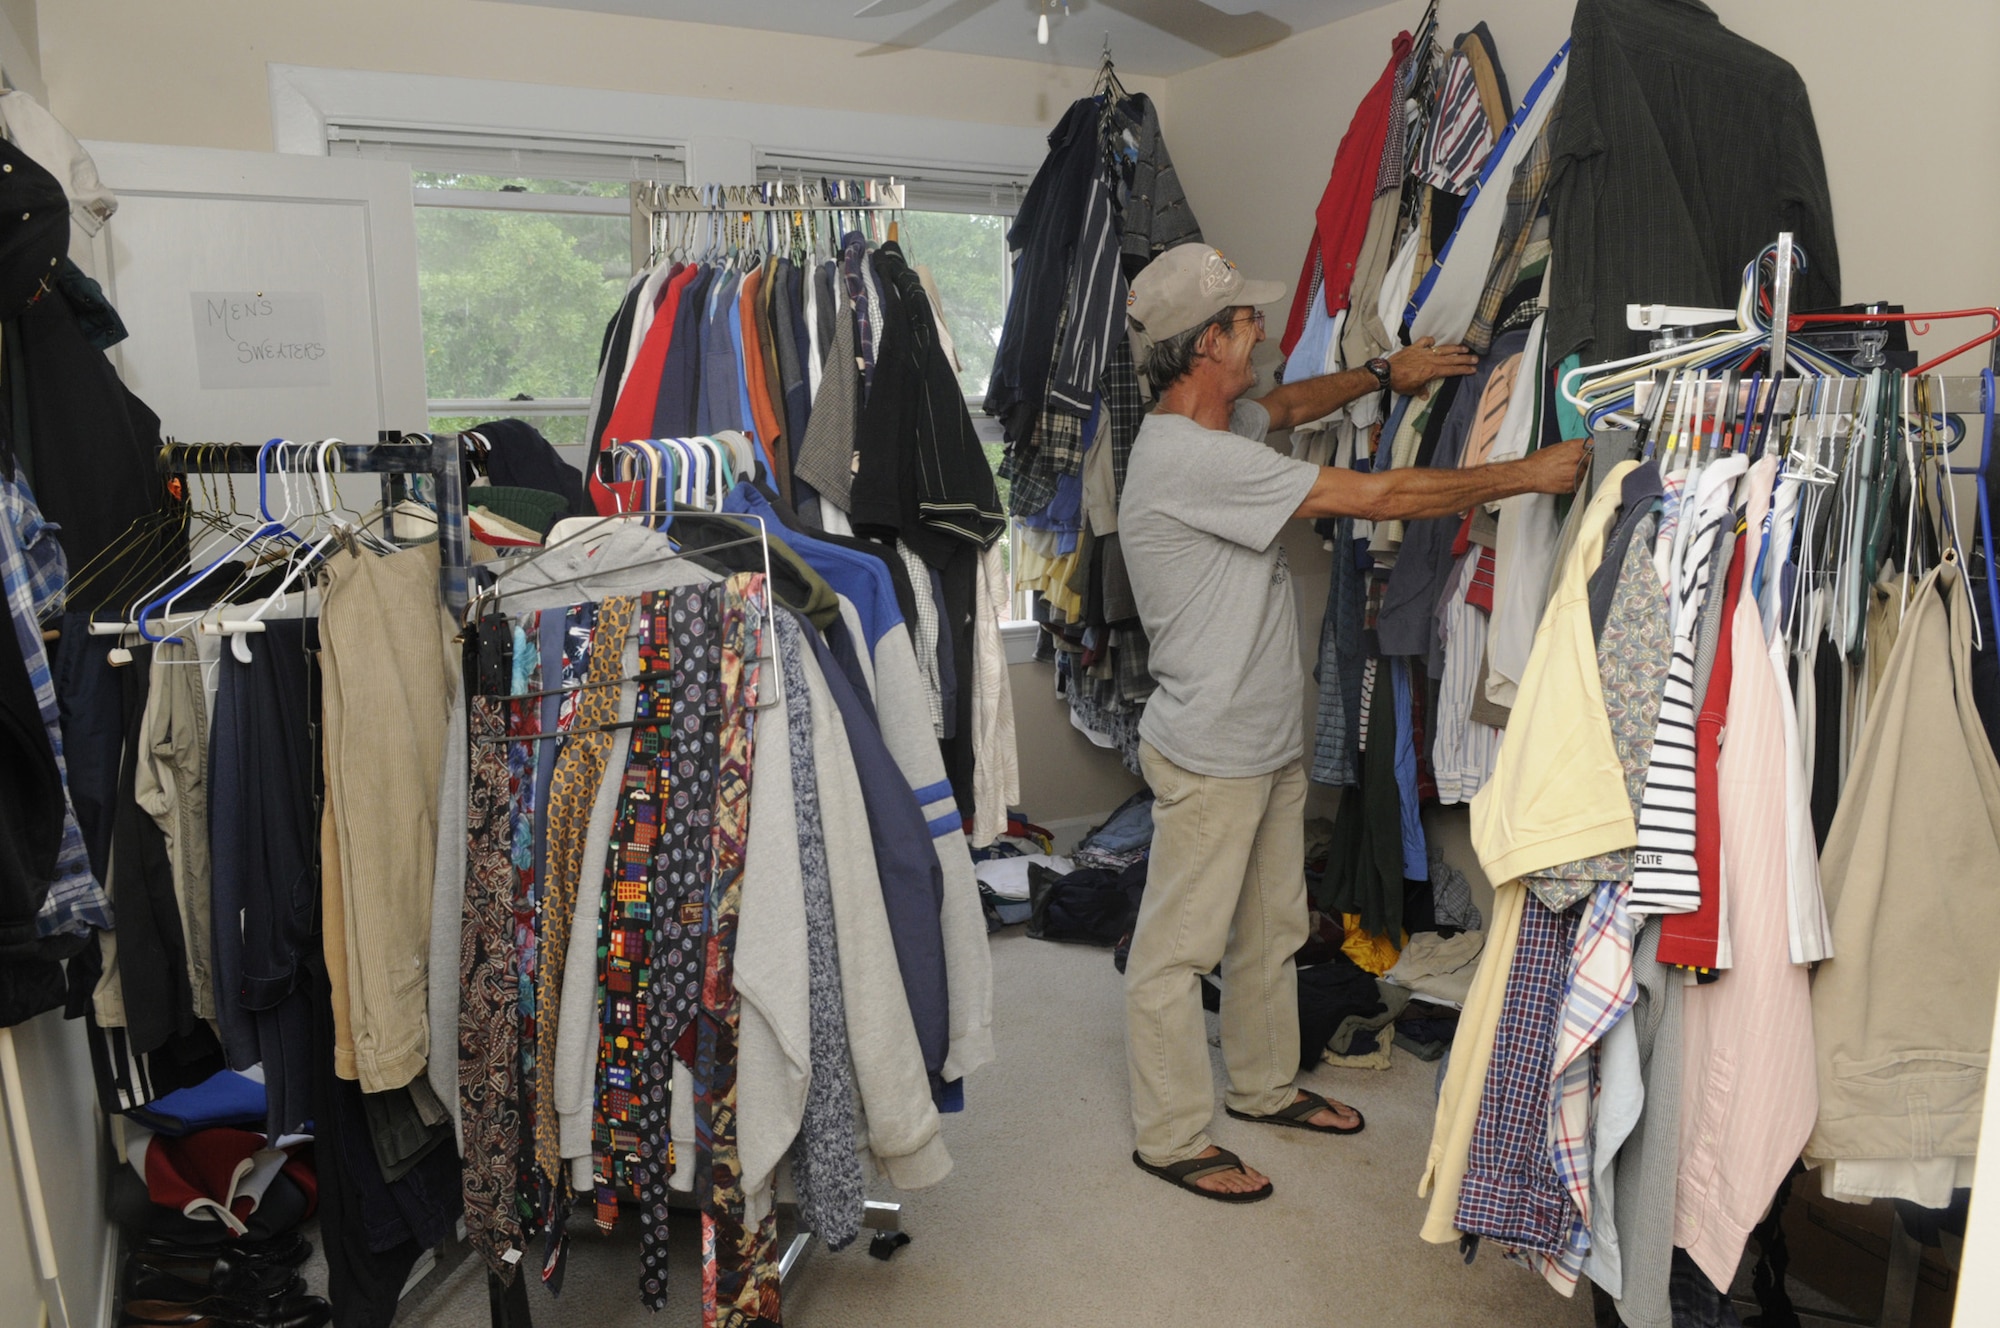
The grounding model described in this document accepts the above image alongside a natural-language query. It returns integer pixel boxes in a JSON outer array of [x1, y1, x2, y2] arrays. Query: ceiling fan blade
[[1094, 0, 1291, 58], [853, 0, 935, 17], [856, 0, 1004, 57]]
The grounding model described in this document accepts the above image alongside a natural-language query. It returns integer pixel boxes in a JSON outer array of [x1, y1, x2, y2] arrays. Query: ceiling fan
[[852, 0, 1290, 60]]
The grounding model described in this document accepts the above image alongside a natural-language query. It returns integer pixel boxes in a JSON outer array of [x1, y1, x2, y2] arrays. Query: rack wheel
[[868, 1231, 911, 1262]]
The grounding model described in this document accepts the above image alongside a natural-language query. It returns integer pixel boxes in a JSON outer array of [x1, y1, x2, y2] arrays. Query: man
[[1118, 243, 1588, 1202]]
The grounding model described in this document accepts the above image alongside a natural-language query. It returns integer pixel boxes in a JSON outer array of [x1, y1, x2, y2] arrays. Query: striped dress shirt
[[1629, 455, 1746, 915], [1414, 49, 1495, 194], [1047, 168, 1126, 416]]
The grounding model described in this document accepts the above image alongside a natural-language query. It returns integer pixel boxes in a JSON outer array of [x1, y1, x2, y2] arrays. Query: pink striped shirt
[[1673, 458, 1817, 1288]]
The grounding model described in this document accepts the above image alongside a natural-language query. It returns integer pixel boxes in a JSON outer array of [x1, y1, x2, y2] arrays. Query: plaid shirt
[[1003, 407, 1085, 520], [0, 472, 112, 936], [1102, 336, 1144, 504], [1375, 48, 1417, 197], [1465, 90, 1560, 354], [1537, 878, 1639, 1292], [1454, 894, 1580, 1257]]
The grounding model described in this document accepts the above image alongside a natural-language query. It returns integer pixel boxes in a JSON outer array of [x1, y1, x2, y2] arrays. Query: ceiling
[[482, 0, 1397, 76]]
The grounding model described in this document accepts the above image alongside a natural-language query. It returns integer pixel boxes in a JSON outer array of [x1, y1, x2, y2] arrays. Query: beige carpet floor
[[400, 930, 1596, 1328]]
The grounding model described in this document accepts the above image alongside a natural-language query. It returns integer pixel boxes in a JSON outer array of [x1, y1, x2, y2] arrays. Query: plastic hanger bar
[[1781, 307, 2000, 377]]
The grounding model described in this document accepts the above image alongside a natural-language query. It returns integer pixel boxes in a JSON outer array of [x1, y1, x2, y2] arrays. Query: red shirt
[[1658, 528, 1746, 971], [593, 264, 696, 514], [1279, 32, 1411, 356]]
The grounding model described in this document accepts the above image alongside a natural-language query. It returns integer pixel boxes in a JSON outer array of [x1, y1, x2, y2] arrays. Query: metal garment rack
[[165, 432, 909, 1321], [455, 1196, 906, 1328], [630, 178, 908, 271], [157, 431, 467, 610]]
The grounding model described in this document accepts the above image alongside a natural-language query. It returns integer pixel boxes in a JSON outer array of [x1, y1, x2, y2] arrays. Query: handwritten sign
[[190, 291, 332, 389]]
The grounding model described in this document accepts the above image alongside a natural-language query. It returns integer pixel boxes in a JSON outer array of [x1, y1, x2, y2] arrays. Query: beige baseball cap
[[1126, 242, 1287, 342]]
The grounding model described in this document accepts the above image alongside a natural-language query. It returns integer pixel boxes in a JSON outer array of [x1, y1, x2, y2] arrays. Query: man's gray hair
[[1140, 308, 1236, 395]]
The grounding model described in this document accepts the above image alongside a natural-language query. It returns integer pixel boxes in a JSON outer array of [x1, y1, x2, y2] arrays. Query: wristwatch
[[1365, 357, 1393, 393]]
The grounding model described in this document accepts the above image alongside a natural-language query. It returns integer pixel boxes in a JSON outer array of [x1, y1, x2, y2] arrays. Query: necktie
[[535, 596, 637, 1184], [461, 694, 526, 1281], [696, 573, 782, 1328]]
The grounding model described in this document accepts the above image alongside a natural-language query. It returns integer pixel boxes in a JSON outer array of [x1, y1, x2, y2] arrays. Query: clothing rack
[[631, 180, 908, 214], [631, 179, 908, 270], [154, 431, 468, 612], [470, 494, 913, 1327]]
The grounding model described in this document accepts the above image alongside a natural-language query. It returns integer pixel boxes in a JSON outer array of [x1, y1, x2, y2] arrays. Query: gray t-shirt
[[1119, 399, 1321, 778]]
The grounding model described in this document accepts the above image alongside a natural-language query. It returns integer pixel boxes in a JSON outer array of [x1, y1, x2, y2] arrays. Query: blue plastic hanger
[[137, 439, 298, 643]]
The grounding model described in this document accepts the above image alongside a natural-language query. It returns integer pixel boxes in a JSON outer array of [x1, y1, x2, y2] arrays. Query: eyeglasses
[[1228, 310, 1266, 336]]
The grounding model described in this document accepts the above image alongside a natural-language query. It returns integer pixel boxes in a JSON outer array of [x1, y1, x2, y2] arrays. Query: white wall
[[37, 0, 1164, 153], [0, 0, 40, 99], [1008, 662, 1147, 830]]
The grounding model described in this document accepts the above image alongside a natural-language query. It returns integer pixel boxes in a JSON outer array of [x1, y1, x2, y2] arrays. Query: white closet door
[[79, 142, 425, 447]]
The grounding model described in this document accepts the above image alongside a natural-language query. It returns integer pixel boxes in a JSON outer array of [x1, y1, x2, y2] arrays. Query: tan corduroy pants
[[1126, 741, 1309, 1164]]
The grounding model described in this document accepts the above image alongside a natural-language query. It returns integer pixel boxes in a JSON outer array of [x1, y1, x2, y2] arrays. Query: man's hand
[[1387, 337, 1480, 393], [1524, 438, 1593, 495]]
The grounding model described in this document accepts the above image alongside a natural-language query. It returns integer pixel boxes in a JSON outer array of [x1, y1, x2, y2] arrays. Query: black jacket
[[1547, 0, 1839, 363], [851, 244, 1003, 567], [984, 97, 1105, 442]]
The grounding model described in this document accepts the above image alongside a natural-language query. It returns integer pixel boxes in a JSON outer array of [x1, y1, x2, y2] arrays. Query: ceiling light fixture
[[1037, 0, 1069, 46]]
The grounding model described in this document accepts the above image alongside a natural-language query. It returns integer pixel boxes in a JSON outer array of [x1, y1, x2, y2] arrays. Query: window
[[329, 128, 685, 447], [411, 173, 632, 447]]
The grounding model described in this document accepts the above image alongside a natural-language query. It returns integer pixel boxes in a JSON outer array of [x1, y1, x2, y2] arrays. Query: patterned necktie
[[774, 611, 866, 1252], [461, 694, 526, 1282], [591, 591, 667, 1236], [535, 596, 637, 1186], [654, 586, 722, 1058], [696, 573, 782, 1328], [505, 621, 545, 1245]]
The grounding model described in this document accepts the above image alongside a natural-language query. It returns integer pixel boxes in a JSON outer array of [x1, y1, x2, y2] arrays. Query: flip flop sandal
[[1131, 1148, 1273, 1204], [1226, 1089, 1365, 1135]]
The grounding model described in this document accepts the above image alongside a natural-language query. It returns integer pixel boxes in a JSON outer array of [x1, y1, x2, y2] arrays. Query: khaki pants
[[320, 543, 458, 1092], [1126, 741, 1309, 1164]]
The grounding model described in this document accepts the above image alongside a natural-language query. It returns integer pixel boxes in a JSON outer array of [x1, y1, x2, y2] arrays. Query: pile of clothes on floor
[[970, 792, 1160, 945], [987, 792, 1155, 949], [108, 1069, 329, 1328]]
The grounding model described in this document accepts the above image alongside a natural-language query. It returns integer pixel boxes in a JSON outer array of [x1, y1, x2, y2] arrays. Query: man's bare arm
[[1259, 337, 1481, 431], [1292, 439, 1592, 522]]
